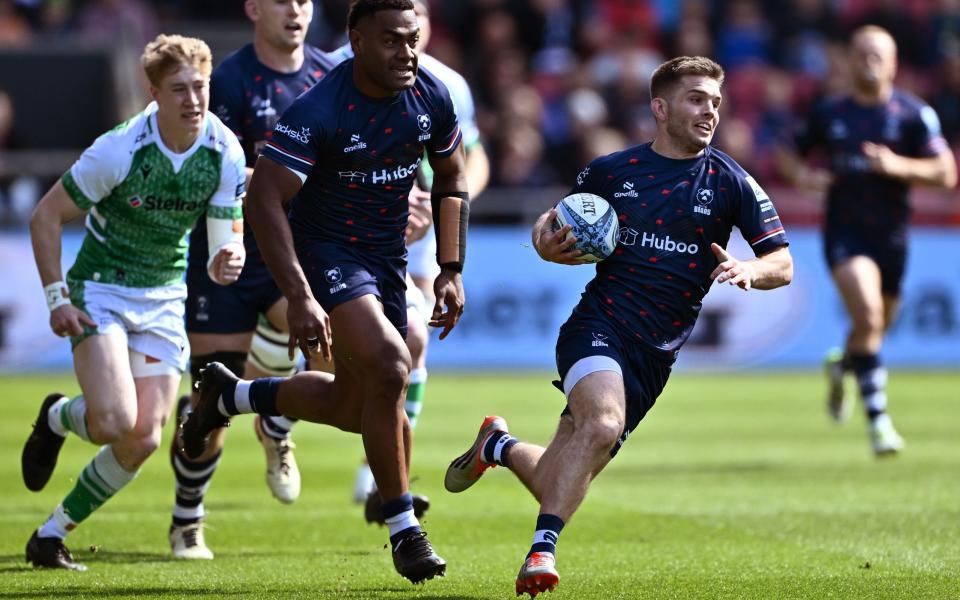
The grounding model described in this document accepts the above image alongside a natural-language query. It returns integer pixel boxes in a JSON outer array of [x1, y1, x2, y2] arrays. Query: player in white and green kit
[[21, 34, 246, 571]]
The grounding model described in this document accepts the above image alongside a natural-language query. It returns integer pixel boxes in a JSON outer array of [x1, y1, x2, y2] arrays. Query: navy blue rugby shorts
[[554, 316, 672, 457], [296, 238, 408, 339], [823, 229, 907, 296], [186, 259, 283, 335]]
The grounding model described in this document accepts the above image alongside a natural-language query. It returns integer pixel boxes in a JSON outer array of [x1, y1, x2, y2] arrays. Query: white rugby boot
[[169, 521, 213, 560], [254, 416, 301, 504], [870, 414, 905, 457]]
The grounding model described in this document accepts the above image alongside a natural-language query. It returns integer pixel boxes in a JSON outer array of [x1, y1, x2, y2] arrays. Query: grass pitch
[[1, 371, 958, 599]]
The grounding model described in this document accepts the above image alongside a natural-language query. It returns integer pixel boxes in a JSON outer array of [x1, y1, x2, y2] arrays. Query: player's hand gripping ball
[[552, 193, 619, 263]]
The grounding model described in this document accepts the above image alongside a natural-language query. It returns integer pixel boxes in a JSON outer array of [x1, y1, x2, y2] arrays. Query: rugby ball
[[552, 193, 619, 263]]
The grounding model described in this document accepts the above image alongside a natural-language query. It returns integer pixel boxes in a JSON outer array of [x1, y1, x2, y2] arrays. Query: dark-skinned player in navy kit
[[444, 56, 794, 597], [179, 0, 467, 584]]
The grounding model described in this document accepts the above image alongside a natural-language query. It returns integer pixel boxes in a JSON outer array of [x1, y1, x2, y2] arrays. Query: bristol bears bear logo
[[417, 114, 431, 132], [696, 188, 714, 205], [324, 267, 342, 284]]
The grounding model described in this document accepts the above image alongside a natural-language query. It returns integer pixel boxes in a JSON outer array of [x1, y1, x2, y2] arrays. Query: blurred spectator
[[493, 123, 555, 187], [715, 0, 773, 69], [75, 0, 158, 50], [0, 0, 30, 46]]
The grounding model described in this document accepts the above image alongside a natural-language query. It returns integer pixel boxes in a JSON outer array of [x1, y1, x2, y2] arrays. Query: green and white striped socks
[[37, 445, 138, 539], [47, 395, 90, 442]]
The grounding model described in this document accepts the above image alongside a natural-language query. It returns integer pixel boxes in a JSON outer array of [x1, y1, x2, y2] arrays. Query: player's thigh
[[132, 372, 180, 439], [73, 330, 138, 426], [264, 296, 290, 333], [831, 256, 884, 321], [566, 370, 627, 428], [330, 294, 411, 372], [189, 332, 253, 355]]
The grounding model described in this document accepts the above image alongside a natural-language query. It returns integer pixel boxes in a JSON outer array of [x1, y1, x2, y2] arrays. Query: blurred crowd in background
[[1, 0, 960, 198]]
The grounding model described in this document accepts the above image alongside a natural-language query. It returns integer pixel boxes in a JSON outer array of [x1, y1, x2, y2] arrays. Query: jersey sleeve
[[567, 156, 610, 198], [425, 83, 462, 158], [260, 97, 325, 182], [793, 101, 827, 156], [210, 64, 246, 147], [912, 103, 950, 158], [207, 131, 246, 220], [732, 171, 789, 256], [60, 129, 132, 210]]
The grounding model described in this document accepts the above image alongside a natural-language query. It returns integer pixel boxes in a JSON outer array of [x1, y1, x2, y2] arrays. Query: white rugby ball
[[552, 193, 619, 263]]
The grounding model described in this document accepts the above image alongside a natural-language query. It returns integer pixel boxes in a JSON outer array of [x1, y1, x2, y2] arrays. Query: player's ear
[[244, 0, 259, 22], [148, 85, 161, 103], [650, 97, 668, 122], [348, 28, 362, 56]]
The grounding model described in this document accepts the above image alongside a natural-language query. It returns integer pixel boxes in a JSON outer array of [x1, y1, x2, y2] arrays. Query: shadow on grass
[[0, 588, 245, 599]]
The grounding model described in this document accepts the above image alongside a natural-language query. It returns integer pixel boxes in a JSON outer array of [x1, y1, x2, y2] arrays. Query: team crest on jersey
[[694, 188, 713, 215], [417, 114, 432, 141], [128, 195, 142, 208]]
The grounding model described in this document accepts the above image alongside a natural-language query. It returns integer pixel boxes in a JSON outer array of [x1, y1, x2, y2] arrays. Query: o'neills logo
[[640, 232, 698, 254], [275, 123, 311, 144], [372, 157, 422, 185]]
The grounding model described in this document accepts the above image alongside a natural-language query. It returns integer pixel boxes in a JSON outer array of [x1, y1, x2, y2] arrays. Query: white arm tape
[[206, 216, 245, 277], [44, 280, 71, 312]]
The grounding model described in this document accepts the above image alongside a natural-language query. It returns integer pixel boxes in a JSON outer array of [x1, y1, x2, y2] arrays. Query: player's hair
[[347, 0, 415, 30], [140, 34, 213, 87], [650, 56, 725, 100]]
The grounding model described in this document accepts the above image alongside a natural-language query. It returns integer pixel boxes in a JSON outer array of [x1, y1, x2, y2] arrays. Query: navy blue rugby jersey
[[261, 58, 461, 253], [567, 142, 789, 360], [795, 89, 949, 239], [189, 44, 337, 268]]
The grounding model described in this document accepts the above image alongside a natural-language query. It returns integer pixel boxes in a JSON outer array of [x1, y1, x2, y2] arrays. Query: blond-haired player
[[21, 34, 245, 570]]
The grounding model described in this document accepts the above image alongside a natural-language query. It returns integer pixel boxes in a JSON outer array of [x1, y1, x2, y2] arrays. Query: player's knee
[[373, 345, 411, 398], [851, 308, 884, 334], [191, 351, 248, 390], [88, 409, 137, 443], [579, 415, 624, 453]]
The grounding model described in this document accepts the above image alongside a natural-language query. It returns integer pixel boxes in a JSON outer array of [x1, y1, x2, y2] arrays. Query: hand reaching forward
[[710, 243, 756, 290]]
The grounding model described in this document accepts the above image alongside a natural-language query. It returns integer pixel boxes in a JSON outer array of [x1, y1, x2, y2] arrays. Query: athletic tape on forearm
[[206, 215, 245, 276], [206, 215, 244, 258], [44, 280, 71, 311], [431, 192, 469, 272]]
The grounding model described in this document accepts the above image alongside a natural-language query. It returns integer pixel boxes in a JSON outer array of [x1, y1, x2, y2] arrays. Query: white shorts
[[71, 279, 189, 372], [407, 227, 440, 281]]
